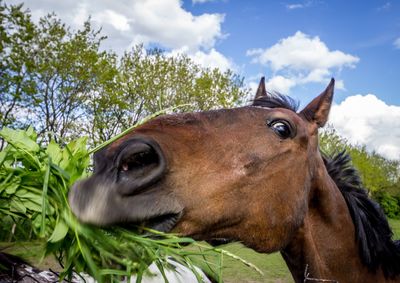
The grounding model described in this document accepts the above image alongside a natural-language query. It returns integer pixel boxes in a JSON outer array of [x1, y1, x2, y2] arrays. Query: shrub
[[373, 191, 400, 219]]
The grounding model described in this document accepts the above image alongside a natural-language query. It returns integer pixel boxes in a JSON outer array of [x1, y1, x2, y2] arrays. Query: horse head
[[69, 78, 334, 253], [69, 78, 400, 282]]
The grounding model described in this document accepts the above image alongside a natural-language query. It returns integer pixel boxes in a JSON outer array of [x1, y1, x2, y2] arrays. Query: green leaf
[[0, 128, 40, 152], [15, 189, 32, 197], [99, 269, 130, 276], [59, 150, 71, 170], [0, 151, 7, 167], [46, 141, 62, 164], [21, 199, 42, 212], [48, 220, 69, 243], [67, 136, 88, 157], [40, 158, 51, 236], [10, 198, 26, 214], [0, 173, 14, 194], [25, 126, 38, 140], [16, 188, 42, 201], [5, 182, 19, 194]]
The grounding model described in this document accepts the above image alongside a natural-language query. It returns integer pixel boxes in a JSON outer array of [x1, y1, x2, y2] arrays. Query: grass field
[[210, 244, 292, 283], [209, 218, 400, 283], [1, 219, 399, 283]]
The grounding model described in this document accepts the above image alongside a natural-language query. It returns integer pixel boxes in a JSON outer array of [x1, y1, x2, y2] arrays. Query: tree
[[0, 3, 37, 149], [320, 128, 399, 192], [82, 52, 121, 143], [0, 2, 111, 143], [27, 15, 108, 142], [84, 46, 248, 145], [1, 3, 249, 146], [320, 128, 400, 218]]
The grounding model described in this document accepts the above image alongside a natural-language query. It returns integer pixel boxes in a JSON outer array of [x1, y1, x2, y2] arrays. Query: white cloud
[[247, 31, 359, 93], [394, 37, 400, 49], [247, 31, 358, 72], [265, 76, 296, 94], [93, 10, 130, 32], [126, 0, 225, 51], [189, 49, 235, 71], [286, 4, 304, 10], [378, 2, 391, 11], [334, 80, 346, 90], [285, 1, 314, 10], [72, 3, 89, 27], [9, 0, 235, 72], [329, 94, 400, 160], [167, 46, 235, 71], [11, 0, 226, 54], [251, 75, 345, 95], [192, 0, 215, 3]]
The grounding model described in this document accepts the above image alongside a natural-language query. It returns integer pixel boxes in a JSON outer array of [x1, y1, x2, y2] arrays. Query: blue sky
[[7, 0, 400, 159], [183, 0, 400, 105]]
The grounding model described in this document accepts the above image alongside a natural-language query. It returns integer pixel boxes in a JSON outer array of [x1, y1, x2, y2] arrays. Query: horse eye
[[268, 120, 292, 139]]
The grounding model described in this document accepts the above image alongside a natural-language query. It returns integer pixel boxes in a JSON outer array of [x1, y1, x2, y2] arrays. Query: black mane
[[323, 151, 400, 279], [252, 92, 299, 112]]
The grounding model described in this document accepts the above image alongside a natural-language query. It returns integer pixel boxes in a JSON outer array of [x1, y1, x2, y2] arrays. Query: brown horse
[[69, 78, 400, 283]]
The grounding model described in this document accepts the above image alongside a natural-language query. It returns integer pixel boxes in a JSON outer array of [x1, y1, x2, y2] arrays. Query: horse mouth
[[207, 238, 233, 246], [144, 212, 182, 232], [121, 212, 182, 233]]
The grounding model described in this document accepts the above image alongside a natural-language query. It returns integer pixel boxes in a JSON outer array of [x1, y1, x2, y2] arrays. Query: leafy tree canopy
[[0, 2, 249, 147]]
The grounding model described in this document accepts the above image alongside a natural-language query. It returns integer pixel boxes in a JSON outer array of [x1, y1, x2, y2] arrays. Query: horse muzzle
[[68, 136, 183, 232]]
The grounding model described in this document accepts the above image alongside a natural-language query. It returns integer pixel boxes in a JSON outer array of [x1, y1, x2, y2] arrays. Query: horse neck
[[281, 159, 377, 283]]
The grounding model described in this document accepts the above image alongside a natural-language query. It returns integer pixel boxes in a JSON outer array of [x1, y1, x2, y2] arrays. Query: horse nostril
[[117, 137, 166, 196]]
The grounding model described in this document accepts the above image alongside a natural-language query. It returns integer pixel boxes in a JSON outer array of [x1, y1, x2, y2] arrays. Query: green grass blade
[[218, 252, 223, 283], [40, 157, 51, 237], [88, 104, 191, 155]]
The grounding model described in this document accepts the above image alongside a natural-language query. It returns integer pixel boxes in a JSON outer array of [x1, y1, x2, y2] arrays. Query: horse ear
[[300, 78, 335, 128], [254, 77, 267, 100]]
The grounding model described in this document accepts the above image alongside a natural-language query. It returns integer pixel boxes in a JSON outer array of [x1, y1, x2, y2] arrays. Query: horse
[[69, 78, 400, 283]]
